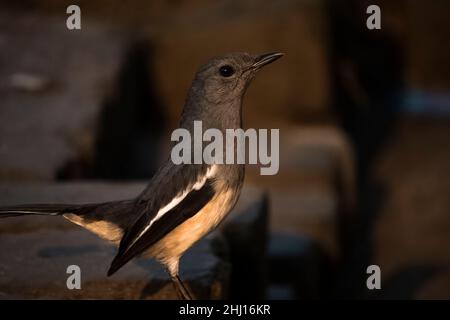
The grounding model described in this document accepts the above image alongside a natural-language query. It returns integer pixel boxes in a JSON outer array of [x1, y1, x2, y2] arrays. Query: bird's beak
[[251, 52, 284, 70]]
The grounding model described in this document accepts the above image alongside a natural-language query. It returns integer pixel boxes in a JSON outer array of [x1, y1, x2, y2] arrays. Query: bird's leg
[[171, 275, 195, 300]]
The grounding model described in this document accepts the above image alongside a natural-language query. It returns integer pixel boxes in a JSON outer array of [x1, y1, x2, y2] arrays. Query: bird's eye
[[219, 65, 235, 77]]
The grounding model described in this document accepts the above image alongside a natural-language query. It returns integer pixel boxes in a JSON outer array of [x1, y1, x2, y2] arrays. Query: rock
[[0, 11, 125, 182], [220, 187, 269, 299], [0, 229, 229, 299], [0, 182, 232, 299]]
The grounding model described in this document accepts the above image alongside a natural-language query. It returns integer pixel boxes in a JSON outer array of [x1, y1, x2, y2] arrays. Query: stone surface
[[0, 182, 251, 299], [0, 228, 229, 299], [30, 0, 327, 128], [0, 11, 125, 182], [0, 183, 269, 299]]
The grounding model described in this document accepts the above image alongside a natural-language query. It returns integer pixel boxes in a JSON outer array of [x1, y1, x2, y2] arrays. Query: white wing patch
[[131, 165, 217, 247]]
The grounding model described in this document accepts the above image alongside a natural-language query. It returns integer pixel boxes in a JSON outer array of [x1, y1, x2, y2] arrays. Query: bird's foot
[[171, 275, 195, 300]]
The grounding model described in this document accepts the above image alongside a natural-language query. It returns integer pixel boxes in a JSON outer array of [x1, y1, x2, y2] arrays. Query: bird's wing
[[107, 164, 217, 276]]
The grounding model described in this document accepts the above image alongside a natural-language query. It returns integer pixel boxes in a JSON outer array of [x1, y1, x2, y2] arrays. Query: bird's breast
[[145, 186, 240, 264]]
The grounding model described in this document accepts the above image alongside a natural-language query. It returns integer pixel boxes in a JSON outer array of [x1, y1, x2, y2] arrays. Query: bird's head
[[191, 52, 283, 105], [181, 52, 283, 129]]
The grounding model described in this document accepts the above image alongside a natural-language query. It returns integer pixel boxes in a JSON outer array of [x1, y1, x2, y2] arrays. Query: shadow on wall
[[57, 39, 167, 180]]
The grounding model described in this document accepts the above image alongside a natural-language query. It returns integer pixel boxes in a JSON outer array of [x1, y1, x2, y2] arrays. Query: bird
[[0, 52, 283, 300]]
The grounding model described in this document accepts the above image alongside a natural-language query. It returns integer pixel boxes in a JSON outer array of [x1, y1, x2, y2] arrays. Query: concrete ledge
[[0, 182, 240, 299], [0, 182, 269, 299]]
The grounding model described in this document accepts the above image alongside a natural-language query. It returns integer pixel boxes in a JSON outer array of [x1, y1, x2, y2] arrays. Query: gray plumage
[[0, 52, 283, 299]]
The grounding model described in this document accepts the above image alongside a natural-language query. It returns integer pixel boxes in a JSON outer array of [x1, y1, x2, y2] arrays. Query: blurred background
[[0, 0, 449, 299]]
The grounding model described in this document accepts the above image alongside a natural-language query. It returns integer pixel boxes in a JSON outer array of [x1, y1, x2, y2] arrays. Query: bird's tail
[[0, 203, 85, 218]]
